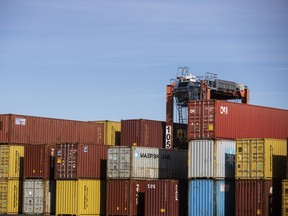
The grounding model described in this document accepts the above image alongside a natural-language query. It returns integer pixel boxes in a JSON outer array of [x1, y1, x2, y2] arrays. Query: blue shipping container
[[188, 179, 235, 216]]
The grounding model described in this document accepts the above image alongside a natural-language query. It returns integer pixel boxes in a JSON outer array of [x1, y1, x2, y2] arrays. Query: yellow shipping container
[[283, 180, 288, 216], [0, 145, 24, 179], [56, 179, 105, 216], [0, 179, 22, 214], [92, 121, 121, 145], [236, 138, 287, 179]]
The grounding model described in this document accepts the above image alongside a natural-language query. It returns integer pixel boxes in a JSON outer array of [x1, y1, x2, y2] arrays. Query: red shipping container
[[55, 143, 107, 179], [106, 179, 187, 216], [188, 100, 288, 140], [0, 114, 104, 145], [24, 144, 55, 179], [120, 119, 165, 148], [235, 179, 282, 216]]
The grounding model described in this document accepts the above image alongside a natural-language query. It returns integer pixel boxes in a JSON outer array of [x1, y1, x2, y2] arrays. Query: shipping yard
[[0, 70, 288, 216]]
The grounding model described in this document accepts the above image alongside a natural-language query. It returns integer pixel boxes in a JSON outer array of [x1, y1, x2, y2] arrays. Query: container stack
[[187, 100, 288, 215], [106, 118, 188, 216], [22, 144, 56, 215], [283, 138, 288, 216], [235, 138, 286, 216], [55, 143, 108, 216], [0, 144, 24, 214]]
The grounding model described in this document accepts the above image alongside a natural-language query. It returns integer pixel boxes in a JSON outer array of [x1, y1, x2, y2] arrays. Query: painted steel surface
[[0, 144, 24, 179], [24, 144, 55, 179], [55, 143, 108, 179], [56, 179, 105, 215], [120, 119, 165, 148], [92, 120, 121, 145], [282, 180, 288, 216], [236, 138, 287, 179], [235, 179, 282, 216], [23, 179, 44, 214], [107, 146, 188, 179], [106, 179, 187, 216], [188, 179, 213, 216], [0, 179, 22, 214], [0, 114, 104, 144], [188, 100, 288, 140]]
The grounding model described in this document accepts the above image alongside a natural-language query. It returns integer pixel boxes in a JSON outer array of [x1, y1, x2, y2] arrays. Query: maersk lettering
[[139, 153, 170, 160]]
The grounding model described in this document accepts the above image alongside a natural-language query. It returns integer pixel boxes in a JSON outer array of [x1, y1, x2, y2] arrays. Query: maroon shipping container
[[24, 144, 55, 179], [106, 179, 187, 216], [120, 119, 165, 148], [188, 100, 288, 140], [55, 143, 107, 179], [235, 179, 282, 216], [0, 114, 104, 145]]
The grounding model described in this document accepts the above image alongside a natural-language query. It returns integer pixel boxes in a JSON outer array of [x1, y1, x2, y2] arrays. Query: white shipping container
[[188, 140, 235, 179], [107, 146, 188, 179], [23, 179, 56, 215]]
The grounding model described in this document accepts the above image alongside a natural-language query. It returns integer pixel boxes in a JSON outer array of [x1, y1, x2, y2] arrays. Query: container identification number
[[165, 126, 172, 149]]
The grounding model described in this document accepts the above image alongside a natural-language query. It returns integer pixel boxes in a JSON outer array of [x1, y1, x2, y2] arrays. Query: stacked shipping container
[[187, 100, 288, 216], [107, 119, 188, 216], [0, 144, 24, 214]]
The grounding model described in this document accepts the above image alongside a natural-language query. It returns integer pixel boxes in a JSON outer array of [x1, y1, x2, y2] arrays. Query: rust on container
[[235, 179, 282, 216], [24, 144, 55, 179], [0, 114, 104, 145], [106, 179, 187, 216], [55, 143, 107, 179], [120, 119, 165, 148], [188, 100, 288, 140]]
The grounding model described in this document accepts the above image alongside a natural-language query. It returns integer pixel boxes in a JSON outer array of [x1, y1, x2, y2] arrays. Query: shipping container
[[172, 123, 188, 149], [106, 179, 187, 216], [120, 119, 165, 148], [188, 179, 235, 216], [236, 138, 287, 179], [107, 146, 187, 179], [24, 144, 55, 179], [55, 143, 107, 179], [188, 139, 235, 179], [283, 180, 288, 216], [56, 179, 105, 216], [91, 120, 121, 145], [0, 144, 24, 179], [236, 179, 282, 216], [22, 179, 56, 215], [0, 114, 104, 145], [188, 100, 288, 140], [0, 179, 22, 214]]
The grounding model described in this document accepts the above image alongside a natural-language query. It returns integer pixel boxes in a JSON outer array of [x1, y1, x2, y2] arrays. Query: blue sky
[[1, 0, 287, 122]]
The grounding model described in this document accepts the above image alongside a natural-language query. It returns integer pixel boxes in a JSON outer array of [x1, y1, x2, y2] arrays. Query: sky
[[1, 0, 288, 122]]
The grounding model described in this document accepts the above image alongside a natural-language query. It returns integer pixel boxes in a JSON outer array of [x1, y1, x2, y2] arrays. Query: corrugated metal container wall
[[188, 179, 213, 216], [236, 179, 282, 216], [236, 138, 287, 179], [55, 143, 108, 179], [107, 146, 188, 179], [0, 144, 24, 179], [106, 179, 187, 216], [0, 114, 104, 145], [188, 140, 235, 178], [0, 179, 22, 214], [56, 179, 105, 216], [120, 119, 165, 148], [214, 180, 235, 216], [188, 179, 235, 216], [22, 179, 56, 215], [283, 180, 288, 216], [173, 123, 188, 149], [188, 100, 288, 140], [24, 144, 55, 179], [92, 121, 121, 145]]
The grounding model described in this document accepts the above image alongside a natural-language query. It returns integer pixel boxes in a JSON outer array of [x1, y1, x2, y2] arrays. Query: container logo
[[220, 106, 228, 115], [84, 146, 88, 153], [15, 118, 26, 125], [57, 150, 62, 156], [139, 153, 170, 160], [148, 184, 156, 189]]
